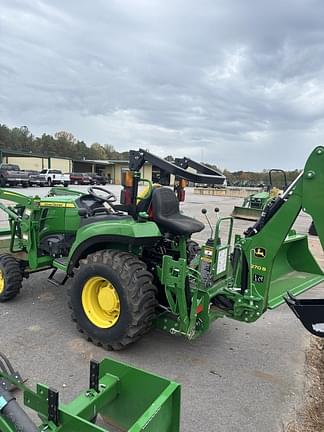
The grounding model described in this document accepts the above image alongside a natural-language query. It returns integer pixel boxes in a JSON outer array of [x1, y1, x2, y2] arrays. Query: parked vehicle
[[69, 173, 91, 185], [27, 170, 47, 187], [39, 169, 70, 187], [0, 164, 29, 187], [86, 172, 108, 185]]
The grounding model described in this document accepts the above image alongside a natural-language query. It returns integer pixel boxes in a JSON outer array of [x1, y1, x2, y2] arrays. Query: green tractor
[[232, 169, 288, 221], [0, 148, 324, 351]]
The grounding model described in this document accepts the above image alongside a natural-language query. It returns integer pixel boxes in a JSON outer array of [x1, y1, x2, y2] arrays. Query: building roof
[[76, 159, 113, 165], [107, 160, 129, 164], [74, 159, 129, 165], [0, 148, 72, 160], [0, 149, 135, 166]]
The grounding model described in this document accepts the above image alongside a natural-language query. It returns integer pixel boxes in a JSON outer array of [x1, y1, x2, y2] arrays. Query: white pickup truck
[[39, 169, 70, 187]]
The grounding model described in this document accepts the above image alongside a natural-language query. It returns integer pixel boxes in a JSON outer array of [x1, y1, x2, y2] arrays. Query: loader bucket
[[99, 358, 180, 432], [231, 206, 262, 221], [284, 293, 324, 337], [268, 234, 324, 309]]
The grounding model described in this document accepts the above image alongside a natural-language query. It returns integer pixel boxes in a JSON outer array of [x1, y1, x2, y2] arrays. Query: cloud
[[1, 0, 324, 169]]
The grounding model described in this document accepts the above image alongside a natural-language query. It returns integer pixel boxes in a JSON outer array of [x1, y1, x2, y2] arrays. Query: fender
[[67, 218, 162, 273]]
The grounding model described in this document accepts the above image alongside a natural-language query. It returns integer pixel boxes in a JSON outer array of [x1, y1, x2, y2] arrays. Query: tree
[[88, 143, 107, 160], [54, 131, 76, 143]]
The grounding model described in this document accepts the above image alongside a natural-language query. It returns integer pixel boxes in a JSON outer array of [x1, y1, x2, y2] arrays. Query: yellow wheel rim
[[0, 270, 4, 294], [81, 276, 120, 328]]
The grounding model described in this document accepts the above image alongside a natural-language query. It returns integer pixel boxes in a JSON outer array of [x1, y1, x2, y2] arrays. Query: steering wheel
[[88, 186, 117, 205]]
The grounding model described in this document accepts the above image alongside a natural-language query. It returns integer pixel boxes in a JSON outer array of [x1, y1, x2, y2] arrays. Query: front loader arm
[[0, 189, 35, 207], [0, 188, 36, 226]]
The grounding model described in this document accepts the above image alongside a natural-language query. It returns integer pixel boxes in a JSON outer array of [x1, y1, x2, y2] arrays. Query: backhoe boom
[[215, 146, 324, 324]]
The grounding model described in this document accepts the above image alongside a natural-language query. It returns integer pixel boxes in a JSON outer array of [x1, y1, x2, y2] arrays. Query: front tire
[[0, 254, 23, 302], [69, 250, 157, 350]]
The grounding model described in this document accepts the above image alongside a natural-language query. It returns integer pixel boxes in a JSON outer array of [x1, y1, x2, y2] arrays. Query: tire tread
[[68, 250, 157, 350], [0, 254, 23, 302]]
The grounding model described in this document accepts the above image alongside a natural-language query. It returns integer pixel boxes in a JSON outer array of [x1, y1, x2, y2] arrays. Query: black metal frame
[[174, 157, 223, 178], [129, 149, 226, 185]]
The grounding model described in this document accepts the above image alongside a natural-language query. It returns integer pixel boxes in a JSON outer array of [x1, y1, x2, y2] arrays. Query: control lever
[[201, 208, 214, 240]]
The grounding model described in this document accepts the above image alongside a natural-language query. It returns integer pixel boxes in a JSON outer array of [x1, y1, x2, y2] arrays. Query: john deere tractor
[[232, 169, 288, 220], [0, 147, 324, 351]]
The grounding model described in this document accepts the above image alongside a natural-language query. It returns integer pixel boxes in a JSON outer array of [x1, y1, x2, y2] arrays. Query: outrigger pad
[[284, 292, 324, 337]]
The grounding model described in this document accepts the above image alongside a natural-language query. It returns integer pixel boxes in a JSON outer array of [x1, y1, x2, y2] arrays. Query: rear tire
[[0, 254, 23, 302], [69, 250, 157, 350]]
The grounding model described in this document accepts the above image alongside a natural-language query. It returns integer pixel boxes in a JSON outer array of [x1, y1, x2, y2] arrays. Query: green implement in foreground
[[0, 148, 323, 350], [0, 354, 180, 432]]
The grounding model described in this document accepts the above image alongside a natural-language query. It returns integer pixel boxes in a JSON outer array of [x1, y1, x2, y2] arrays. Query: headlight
[[22, 233, 28, 241]]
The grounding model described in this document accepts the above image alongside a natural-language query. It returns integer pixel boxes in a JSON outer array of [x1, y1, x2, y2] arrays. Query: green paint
[[0, 358, 180, 432], [0, 147, 324, 347]]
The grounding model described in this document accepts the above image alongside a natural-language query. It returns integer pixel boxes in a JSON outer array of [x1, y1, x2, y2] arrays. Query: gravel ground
[[0, 185, 322, 431]]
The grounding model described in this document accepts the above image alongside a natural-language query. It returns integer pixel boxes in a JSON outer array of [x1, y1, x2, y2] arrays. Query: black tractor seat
[[150, 187, 204, 236]]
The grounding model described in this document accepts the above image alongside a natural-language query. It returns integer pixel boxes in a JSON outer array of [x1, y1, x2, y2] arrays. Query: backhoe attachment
[[284, 293, 324, 337]]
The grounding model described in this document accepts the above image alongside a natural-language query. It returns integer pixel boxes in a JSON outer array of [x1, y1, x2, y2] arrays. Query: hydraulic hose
[[244, 197, 285, 237], [0, 387, 38, 432], [244, 171, 304, 238]]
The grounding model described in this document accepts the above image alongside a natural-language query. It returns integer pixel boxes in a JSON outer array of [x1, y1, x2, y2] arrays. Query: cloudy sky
[[1, 0, 324, 170]]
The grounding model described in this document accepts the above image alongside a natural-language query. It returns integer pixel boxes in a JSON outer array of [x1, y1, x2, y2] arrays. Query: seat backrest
[[136, 184, 161, 214], [151, 187, 179, 219], [137, 194, 152, 213]]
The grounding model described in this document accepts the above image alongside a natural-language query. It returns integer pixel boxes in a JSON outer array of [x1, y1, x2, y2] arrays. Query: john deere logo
[[254, 247, 266, 258]]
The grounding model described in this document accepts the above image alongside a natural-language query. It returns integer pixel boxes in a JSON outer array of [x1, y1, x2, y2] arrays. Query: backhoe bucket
[[99, 358, 180, 432], [268, 234, 324, 309], [231, 206, 262, 221], [284, 293, 324, 337]]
